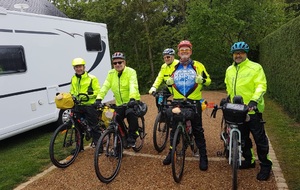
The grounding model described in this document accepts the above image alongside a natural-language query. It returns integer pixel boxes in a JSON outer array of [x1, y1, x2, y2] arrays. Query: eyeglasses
[[233, 51, 246, 56], [164, 56, 171, 59], [112, 61, 123, 65], [179, 49, 191, 53]]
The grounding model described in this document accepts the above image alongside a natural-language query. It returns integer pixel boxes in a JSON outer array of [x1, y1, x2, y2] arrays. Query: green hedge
[[260, 16, 300, 121]]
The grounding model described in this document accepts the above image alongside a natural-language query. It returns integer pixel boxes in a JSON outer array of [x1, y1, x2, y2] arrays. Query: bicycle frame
[[94, 103, 146, 183], [170, 100, 198, 183], [49, 93, 94, 168], [211, 100, 250, 190], [152, 91, 172, 152]]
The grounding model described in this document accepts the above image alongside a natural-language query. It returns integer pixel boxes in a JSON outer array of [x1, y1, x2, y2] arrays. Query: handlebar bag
[[222, 103, 248, 124], [167, 107, 195, 121], [55, 92, 74, 109]]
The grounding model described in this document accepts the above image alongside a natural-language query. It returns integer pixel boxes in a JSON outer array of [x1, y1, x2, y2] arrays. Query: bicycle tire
[[224, 123, 230, 159], [153, 112, 169, 152], [171, 126, 185, 183], [132, 116, 145, 152], [49, 122, 81, 168], [94, 129, 123, 183], [232, 131, 239, 190]]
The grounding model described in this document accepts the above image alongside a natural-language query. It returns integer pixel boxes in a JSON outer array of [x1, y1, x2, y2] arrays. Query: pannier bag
[[100, 106, 115, 127], [222, 103, 248, 124], [55, 92, 74, 109]]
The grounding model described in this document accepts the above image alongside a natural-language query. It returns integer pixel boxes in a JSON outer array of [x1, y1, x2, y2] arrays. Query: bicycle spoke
[[49, 123, 81, 168]]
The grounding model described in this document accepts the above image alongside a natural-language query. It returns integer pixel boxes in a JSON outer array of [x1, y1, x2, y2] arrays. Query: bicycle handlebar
[[151, 91, 172, 98], [72, 93, 90, 105]]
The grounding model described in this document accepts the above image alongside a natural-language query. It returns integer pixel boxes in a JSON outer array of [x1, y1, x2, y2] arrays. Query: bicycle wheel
[[231, 131, 239, 190], [132, 116, 145, 152], [171, 127, 186, 183], [49, 122, 81, 168], [94, 129, 123, 183], [153, 112, 169, 152]]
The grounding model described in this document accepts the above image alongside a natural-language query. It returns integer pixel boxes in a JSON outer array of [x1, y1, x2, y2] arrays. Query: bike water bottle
[[158, 94, 163, 105], [186, 120, 192, 135]]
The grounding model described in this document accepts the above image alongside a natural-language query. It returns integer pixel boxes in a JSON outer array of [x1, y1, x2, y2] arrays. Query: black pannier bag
[[222, 103, 248, 124]]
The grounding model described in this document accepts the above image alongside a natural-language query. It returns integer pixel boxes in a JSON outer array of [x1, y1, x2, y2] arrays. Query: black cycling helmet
[[133, 102, 148, 117], [112, 52, 125, 60], [163, 48, 175, 55], [230, 41, 249, 53]]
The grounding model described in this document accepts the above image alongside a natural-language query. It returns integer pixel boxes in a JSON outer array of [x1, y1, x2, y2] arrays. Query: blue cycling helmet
[[163, 48, 175, 55], [112, 52, 125, 60], [230, 41, 249, 53]]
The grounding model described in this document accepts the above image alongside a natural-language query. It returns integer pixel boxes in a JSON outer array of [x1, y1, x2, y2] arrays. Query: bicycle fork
[[228, 126, 242, 166]]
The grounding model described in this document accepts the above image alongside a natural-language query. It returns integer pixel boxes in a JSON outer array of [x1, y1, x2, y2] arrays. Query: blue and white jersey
[[173, 63, 197, 96]]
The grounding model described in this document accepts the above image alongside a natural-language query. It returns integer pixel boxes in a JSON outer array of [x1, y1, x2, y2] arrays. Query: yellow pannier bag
[[100, 106, 115, 127], [55, 92, 74, 109]]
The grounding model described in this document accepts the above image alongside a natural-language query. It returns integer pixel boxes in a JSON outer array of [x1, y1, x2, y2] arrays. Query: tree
[[186, 0, 288, 89]]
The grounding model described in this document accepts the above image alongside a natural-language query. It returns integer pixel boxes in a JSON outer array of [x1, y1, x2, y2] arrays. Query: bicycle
[[94, 102, 147, 184], [210, 96, 252, 190], [152, 91, 172, 152], [168, 100, 198, 183], [49, 93, 104, 168]]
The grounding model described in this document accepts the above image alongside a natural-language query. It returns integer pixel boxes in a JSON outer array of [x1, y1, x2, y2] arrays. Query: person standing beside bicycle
[[148, 48, 179, 104], [70, 58, 101, 149], [96, 52, 141, 148], [164, 40, 211, 171], [224, 41, 272, 181]]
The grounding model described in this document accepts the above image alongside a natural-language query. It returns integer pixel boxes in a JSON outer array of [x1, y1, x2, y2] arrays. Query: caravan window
[[85, 32, 102, 52], [0, 46, 27, 75]]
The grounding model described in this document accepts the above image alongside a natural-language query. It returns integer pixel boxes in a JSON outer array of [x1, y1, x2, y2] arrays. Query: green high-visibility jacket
[[151, 59, 179, 92], [97, 66, 140, 106], [70, 72, 100, 105], [225, 58, 267, 113]]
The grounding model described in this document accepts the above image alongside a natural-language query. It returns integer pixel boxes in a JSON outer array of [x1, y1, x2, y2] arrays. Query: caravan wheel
[[57, 109, 71, 126]]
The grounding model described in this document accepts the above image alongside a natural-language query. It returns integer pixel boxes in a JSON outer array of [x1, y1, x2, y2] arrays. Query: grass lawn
[[264, 96, 300, 190]]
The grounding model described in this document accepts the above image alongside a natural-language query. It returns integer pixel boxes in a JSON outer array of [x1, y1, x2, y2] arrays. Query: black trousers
[[168, 101, 207, 157], [115, 106, 138, 137], [77, 105, 101, 143], [239, 113, 272, 166]]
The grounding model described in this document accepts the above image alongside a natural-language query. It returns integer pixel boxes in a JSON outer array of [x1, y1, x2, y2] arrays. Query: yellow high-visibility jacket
[[97, 66, 140, 106], [70, 72, 100, 105], [225, 58, 267, 113]]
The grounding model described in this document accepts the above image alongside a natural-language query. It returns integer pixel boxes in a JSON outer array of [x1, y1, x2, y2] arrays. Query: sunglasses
[[179, 49, 191, 53], [112, 61, 123, 65], [164, 56, 171, 59]]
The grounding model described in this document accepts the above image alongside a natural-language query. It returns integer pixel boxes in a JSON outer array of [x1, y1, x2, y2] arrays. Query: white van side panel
[[0, 10, 113, 140]]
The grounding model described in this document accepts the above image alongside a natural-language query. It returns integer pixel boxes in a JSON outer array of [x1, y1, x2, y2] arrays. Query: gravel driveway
[[15, 91, 282, 190]]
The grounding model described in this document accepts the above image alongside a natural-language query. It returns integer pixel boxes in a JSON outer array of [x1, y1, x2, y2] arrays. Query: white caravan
[[0, 7, 113, 140]]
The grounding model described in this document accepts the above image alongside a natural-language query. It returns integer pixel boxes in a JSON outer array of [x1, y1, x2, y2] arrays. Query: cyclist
[[70, 58, 101, 149], [96, 52, 141, 147], [224, 41, 272, 181], [148, 48, 179, 105], [164, 40, 211, 171]]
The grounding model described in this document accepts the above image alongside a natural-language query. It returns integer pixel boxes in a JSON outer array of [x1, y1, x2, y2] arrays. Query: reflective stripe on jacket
[[225, 58, 267, 113], [97, 66, 140, 106], [70, 72, 100, 105]]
